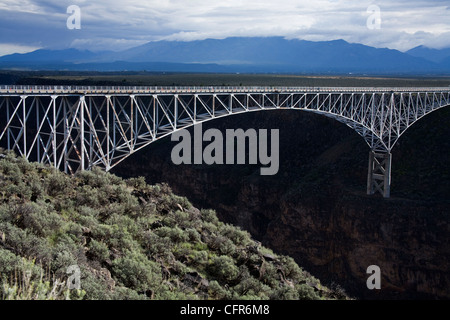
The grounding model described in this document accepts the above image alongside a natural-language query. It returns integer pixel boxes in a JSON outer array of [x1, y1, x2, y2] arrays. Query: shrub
[[0, 159, 21, 183], [1, 222, 50, 263], [76, 168, 122, 189], [0, 203, 13, 223], [233, 268, 270, 299], [219, 223, 251, 246], [106, 213, 140, 236], [140, 202, 157, 218], [190, 250, 208, 267], [111, 250, 162, 293], [28, 174, 45, 201], [0, 248, 23, 275], [46, 172, 71, 197], [107, 229, 141, 254], [75, 185, 101, 208], [156, 285, 198, 300], [208, 256, 239, 282], [110, 286, 148, 300], [52, 250, 79, 277], [270, 285, 300, 300], [88, 239, 110, 262], [279, 256, 303, 281], [15, 157, 36, 175], [168, 210, 194, 229], [201, 209, 219, 224], [169, 260, 189, 276], [125, 176, 146, 189], [80, 268, 114, 300], [208, 234, 236, 256], [258, 261, 279, 288], [155, 226, 189, 243], [185, 228, 201, 243], [297, 283, 321, 300], [20, 201, 65, 238], [3, 181, 32, 200], [208, 280, 229, 299], [144, 232, 174, 257], [78, 206, 99, 218]]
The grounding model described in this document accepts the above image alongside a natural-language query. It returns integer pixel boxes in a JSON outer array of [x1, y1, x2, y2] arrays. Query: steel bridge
[[0, 85, 449, 198]]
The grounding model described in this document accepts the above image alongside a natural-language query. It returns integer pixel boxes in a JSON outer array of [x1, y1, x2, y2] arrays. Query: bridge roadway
[[1, 85, 449, 198], [0, 85, 448, 95]]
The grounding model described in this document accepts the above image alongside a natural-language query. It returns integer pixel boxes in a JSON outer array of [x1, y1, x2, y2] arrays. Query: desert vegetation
[[0, 149, 345, 300]]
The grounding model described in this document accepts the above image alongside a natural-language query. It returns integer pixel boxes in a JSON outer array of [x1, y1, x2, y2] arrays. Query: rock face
[[270, 191, 449, 299], [112, 108, 450, 299]]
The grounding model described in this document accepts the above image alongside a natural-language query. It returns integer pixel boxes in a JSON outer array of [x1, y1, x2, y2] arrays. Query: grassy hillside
[[0, 149, 342, 300]]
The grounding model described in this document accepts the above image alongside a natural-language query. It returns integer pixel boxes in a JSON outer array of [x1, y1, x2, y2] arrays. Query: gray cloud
[[0, 0, 449, 56]]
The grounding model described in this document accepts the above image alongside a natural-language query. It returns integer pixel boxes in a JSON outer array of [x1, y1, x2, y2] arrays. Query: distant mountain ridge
[[406, 45, 450, 63], [0, 48, 100, 63], [1, 37, 450, 75]]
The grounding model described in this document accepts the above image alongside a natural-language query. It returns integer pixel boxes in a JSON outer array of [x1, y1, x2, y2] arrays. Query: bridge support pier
[[367, 151, 392, 198]]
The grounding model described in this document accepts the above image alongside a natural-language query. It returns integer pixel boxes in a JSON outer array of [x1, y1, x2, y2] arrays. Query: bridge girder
[[0, 86, 449, 198]]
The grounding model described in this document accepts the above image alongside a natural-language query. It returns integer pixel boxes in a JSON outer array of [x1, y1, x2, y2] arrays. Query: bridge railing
[[0, 85, 449, 94]]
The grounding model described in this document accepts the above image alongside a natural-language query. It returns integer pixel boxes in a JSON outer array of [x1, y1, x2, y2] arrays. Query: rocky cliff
[[112, 107, 450, 299]]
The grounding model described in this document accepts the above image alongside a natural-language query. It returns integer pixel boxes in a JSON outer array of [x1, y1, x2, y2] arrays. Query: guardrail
[[0, 85, 449, 94]]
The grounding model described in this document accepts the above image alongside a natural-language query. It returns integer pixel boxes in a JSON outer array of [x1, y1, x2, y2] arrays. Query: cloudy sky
[[0, 0, 449, 56]]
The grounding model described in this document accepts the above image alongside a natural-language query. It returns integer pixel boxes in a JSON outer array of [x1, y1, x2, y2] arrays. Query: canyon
[[112, 107, 450, 299]]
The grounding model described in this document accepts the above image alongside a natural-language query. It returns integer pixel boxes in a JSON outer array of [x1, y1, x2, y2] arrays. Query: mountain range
[[1, 37, 450, 75]]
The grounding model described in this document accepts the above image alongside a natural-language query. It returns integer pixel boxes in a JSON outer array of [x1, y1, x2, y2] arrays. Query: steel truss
[[0, 86, 449, 198]]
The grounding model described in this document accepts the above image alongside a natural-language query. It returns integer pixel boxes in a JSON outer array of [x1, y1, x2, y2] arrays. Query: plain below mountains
[[1, 37, 450, 75]]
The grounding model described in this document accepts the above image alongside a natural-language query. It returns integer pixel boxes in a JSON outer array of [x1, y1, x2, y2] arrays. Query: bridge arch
[[107, 106, 374, 172], [387, 101, 450, 150]]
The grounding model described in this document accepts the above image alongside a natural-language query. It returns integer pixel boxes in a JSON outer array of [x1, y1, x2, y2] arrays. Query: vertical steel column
[[52, 96, 57, 168], [112, 96, 117, 161], [80, 95, 85, 171], [388, 92, 395, 151], [130, 94, 134, 150], [21, 95, 27, 157], [193, 94, 197, 123], [63, 97, 68, 173], [88, 96, 93, 164], [106, 95, 111, 170], [153, 95, 157, 137], [384, 153, 392, 198], [134, 95, 138, 148], [367, 151, 392, 198], [6, 97, 10, 150], [174, 94, 178, 128], [36, 97, 40, 163]]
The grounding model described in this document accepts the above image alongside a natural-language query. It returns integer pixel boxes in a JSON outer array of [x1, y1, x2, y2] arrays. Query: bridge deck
[[1, 85, 449, 95]]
